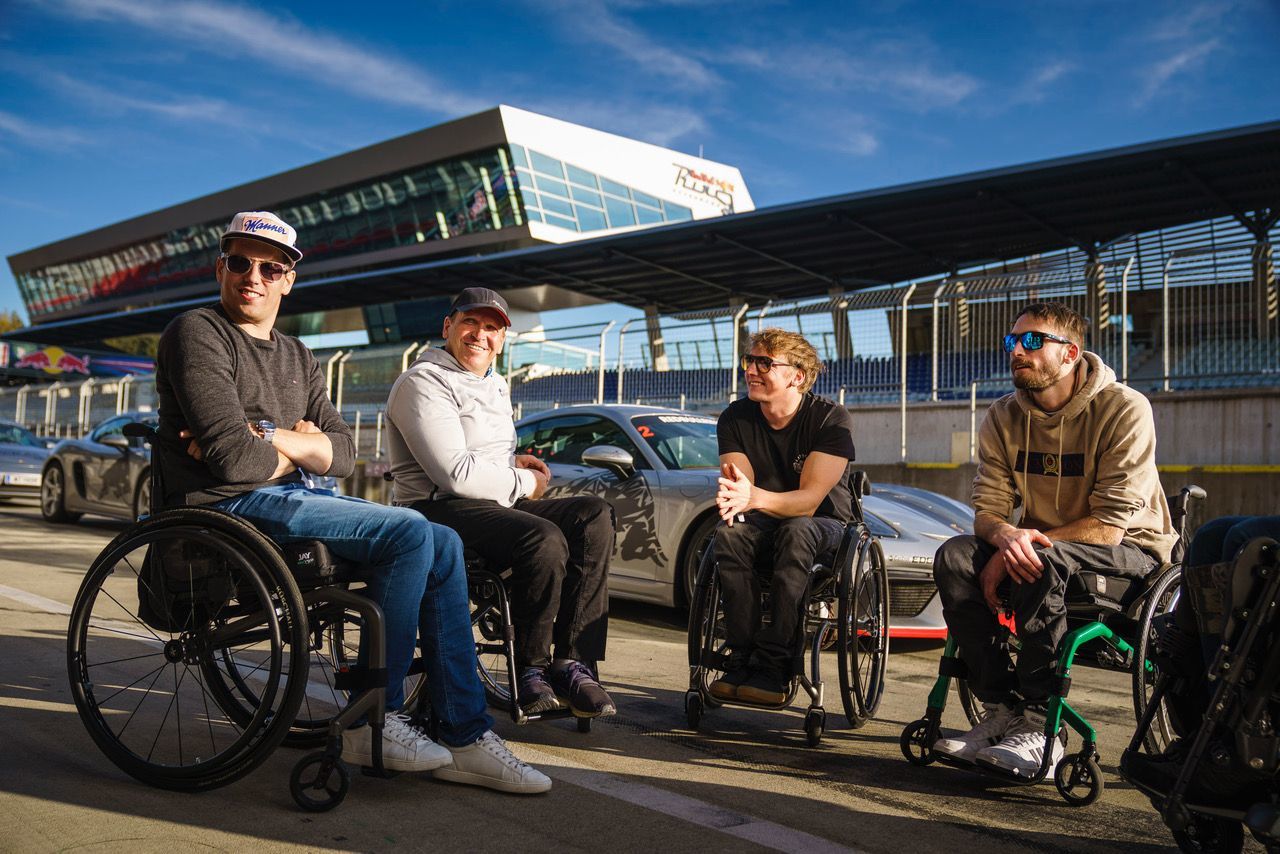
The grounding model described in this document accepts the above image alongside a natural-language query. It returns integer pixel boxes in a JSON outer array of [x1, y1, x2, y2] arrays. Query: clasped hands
[[716, 462, 751, 525], [980, 524, 1052, 613], [178, 419, 320, 461], [515, 454, 551, 499]]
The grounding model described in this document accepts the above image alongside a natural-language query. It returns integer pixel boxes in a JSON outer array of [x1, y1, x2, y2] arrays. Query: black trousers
[[412, 495, 613, 669], [714, 512, 845, 674], [933, 534, 1156, 704]]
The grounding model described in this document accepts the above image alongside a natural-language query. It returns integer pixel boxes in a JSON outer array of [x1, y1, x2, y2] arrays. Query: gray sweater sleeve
[[158, 312, 280, 484]]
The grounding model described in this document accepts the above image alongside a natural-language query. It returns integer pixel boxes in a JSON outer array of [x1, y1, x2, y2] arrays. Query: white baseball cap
[[220, 211, 303, 263]]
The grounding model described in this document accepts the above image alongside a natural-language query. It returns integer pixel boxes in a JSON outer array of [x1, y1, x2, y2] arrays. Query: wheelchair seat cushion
[[1065, 570, 1141, 612], [280, 540, 360, 589]]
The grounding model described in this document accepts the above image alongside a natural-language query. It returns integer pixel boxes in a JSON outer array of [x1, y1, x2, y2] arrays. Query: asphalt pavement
[[0, 502, 1249, 853]]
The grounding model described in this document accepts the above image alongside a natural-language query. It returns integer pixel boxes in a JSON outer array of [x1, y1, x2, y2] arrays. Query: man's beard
[[1011, 360, 1059, 390]]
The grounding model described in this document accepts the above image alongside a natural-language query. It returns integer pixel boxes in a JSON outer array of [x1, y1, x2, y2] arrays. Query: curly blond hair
[[749, 327, 823, 394]]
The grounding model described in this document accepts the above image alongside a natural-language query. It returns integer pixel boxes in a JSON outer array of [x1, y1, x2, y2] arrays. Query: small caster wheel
[[577, 717, 591, 733], [291, 751, 350, 812], [805, 709, 825, 747], [685, 690, 703, 730], [1171, 814, 1243, 852], [899, 718, 938, 766], [1054, 752, 1103, 807]]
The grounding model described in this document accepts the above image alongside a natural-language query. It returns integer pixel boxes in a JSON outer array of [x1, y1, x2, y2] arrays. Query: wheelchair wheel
[[1132, 566, 1182, 754], [290, 751, 350, 812], [837, 533, 889, 728], [67, 509, 309, 791], [1054, 752, 1103, 807], [956, 678, 982, 727], [687, 546, 729, 708], [1171, 814, 1244, 853], [469, 569, 517, 710]]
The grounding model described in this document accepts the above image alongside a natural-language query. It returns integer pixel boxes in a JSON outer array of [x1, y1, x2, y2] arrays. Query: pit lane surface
[[0, 503, 1248, 853]]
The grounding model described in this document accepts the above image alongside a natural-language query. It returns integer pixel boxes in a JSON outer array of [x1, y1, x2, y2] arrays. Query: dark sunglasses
[[1002, 330, 1073, 353], [741, 355, 795, 373], [221, 253, 291, 282]]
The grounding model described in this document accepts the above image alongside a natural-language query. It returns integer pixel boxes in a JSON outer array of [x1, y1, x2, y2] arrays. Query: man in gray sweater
[[386, 288, 616, 719], [155, 212, 549, 794]]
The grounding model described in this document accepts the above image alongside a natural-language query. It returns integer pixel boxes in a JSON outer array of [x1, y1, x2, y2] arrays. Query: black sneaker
[[709, 651, 752, 701], [516, 667, 561, 714], [548, 661, 617, 718], [736, 669, 788, 706]]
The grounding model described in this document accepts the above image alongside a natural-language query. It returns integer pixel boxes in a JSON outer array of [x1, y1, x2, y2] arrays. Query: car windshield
[[0, 424, 42, 448], [631, 414, 719, 470]]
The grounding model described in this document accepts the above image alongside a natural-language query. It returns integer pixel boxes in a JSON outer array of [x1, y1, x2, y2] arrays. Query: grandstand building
[[5, 105, 753, 361]]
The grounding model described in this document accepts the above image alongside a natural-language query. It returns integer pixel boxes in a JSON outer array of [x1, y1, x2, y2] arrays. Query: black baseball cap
[[449, 287, 511, 327]]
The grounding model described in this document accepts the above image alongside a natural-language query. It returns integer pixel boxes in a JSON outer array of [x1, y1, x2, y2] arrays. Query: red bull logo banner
[[14, 346, 91, 375]]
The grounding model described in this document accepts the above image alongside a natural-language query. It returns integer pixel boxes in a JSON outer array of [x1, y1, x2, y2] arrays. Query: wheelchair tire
[[899, 718, 941, 765], [686, 545, 730, 707], [1171, 814, 1244, 853], [684, 691, 704, 730], [1054, 752, 1103, 807], [1132, 566, 1182, 754], [956, 678, 982, 727], [837, 533, 889, 728], [290, 751, 350, 812], [468, 568, 518, 712], [67, 508, 309, 792], [804, 709, 825, 748]]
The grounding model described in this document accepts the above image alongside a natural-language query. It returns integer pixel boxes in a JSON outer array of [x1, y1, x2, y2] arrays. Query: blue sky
[[1, 0, 1277, 327]]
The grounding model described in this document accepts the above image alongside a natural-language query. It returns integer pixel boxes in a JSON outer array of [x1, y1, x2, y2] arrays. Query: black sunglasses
[[221, 253, 291, 283], [1002, 330, 1073, 353], [741, 355, 795, 373]]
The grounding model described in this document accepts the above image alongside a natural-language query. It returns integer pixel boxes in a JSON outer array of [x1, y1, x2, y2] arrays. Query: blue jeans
[[213, 483, 492, 746]]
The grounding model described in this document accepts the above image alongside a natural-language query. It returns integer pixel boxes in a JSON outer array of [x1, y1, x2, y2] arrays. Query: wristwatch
[[257, 420, 277, 445]]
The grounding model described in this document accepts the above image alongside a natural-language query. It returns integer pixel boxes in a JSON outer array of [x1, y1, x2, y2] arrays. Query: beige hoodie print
[[971, 351, 1178, 563]]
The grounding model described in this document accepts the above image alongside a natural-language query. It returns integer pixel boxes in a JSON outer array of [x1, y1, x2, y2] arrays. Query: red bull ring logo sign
[[14, 346, 91, 375]]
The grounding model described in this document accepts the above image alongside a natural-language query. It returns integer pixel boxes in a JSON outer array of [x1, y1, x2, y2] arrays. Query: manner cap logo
[[220, 210, 303, 263], [449, 286, 511, 327]]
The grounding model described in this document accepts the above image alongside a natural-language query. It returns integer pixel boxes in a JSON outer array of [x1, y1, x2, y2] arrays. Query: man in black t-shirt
[[712, 328, 856, 705]]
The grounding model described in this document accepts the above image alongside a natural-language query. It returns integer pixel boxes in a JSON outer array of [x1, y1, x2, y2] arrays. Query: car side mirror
[[100, 434, 130, 450], [581, 445, 636, 480]]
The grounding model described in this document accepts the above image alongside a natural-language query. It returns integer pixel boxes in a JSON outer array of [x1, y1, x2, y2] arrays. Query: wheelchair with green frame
[[684, 470, 890, 746], [66, 423, 427, 811], [899, 484, 1204, 805]]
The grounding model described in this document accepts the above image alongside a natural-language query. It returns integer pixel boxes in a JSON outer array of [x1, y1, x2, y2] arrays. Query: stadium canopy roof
[[12, 120, 1280, 347]]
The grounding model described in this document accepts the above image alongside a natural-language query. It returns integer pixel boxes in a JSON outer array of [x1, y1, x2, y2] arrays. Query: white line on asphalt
[[2, 583, 861, 851], [518, 744, 864, 854]]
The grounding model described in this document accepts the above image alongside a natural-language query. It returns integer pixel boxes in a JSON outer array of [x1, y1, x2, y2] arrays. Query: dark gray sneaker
[[736, 669, 788, 706], [549, 661, 616, 718], [516, 667, 562, 714], [709, 651, 752, 701]]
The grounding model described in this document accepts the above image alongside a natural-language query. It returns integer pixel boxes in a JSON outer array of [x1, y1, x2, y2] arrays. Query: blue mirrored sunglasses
[[1002, 330, 1074, 353]]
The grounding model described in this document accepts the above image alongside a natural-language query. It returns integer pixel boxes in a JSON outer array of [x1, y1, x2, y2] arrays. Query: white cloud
[[540, 0, 722, 90], [0, 109, 86, 149], [1136, 38, 1222, 105], [42, 0, 488, 117], [719, 40, 978, 110], [1007, 60, 1075, 106]]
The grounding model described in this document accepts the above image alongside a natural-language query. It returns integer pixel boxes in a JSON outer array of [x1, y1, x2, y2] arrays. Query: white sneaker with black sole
[[433, 730, 552, 794], [975, 709, 1066, 778], [933, 702, 1015, 763], [341, 713, 453, 772]]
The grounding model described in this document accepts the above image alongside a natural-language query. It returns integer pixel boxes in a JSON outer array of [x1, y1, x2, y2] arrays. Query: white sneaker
[[342, 713, 453, 772], [934, 703, 1015, 762], [976, 709, 1066, 778], [433, 730, 552, 794]]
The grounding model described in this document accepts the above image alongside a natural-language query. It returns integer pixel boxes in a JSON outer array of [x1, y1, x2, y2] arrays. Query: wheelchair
[[1122, 536, 1280, 853], [67, 423, 420, 812], [684, 470, 890, 746], [464, 551, 592, 733], [900, 484, 1205, 806]]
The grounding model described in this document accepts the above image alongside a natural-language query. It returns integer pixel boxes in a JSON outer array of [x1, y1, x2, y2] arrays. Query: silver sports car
[[41, 412, 157, 523], [0, 419, 51, 502], [514, 404, 972, 638]]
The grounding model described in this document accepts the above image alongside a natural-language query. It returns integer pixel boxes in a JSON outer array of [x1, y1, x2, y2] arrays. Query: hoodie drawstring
[[1022, 407, 1031, 520], [1055, 424, 1064, 512]]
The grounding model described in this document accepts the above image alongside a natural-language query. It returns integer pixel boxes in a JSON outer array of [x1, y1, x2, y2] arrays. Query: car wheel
[[133, 470, 152, 521], [41, 462, 81, 524], [679, 514, 719, 610]]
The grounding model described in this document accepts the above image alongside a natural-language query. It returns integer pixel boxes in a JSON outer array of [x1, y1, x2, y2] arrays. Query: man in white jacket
[[386, 288, 616, 719]]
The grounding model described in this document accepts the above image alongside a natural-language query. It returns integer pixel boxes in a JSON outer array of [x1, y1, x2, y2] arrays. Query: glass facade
[[509, 144, 692, 233], [17, 147, 525, 322]]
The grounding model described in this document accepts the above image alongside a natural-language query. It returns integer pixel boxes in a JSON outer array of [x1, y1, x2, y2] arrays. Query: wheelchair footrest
[[699, 650, 729, 671]]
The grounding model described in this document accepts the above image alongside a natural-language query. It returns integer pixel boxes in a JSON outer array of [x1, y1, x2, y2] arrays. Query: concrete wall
[[852, 387, 1280, 467]]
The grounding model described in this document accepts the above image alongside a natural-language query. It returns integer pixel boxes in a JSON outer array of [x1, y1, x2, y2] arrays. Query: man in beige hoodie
[[931, 302, 1177, 778]]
